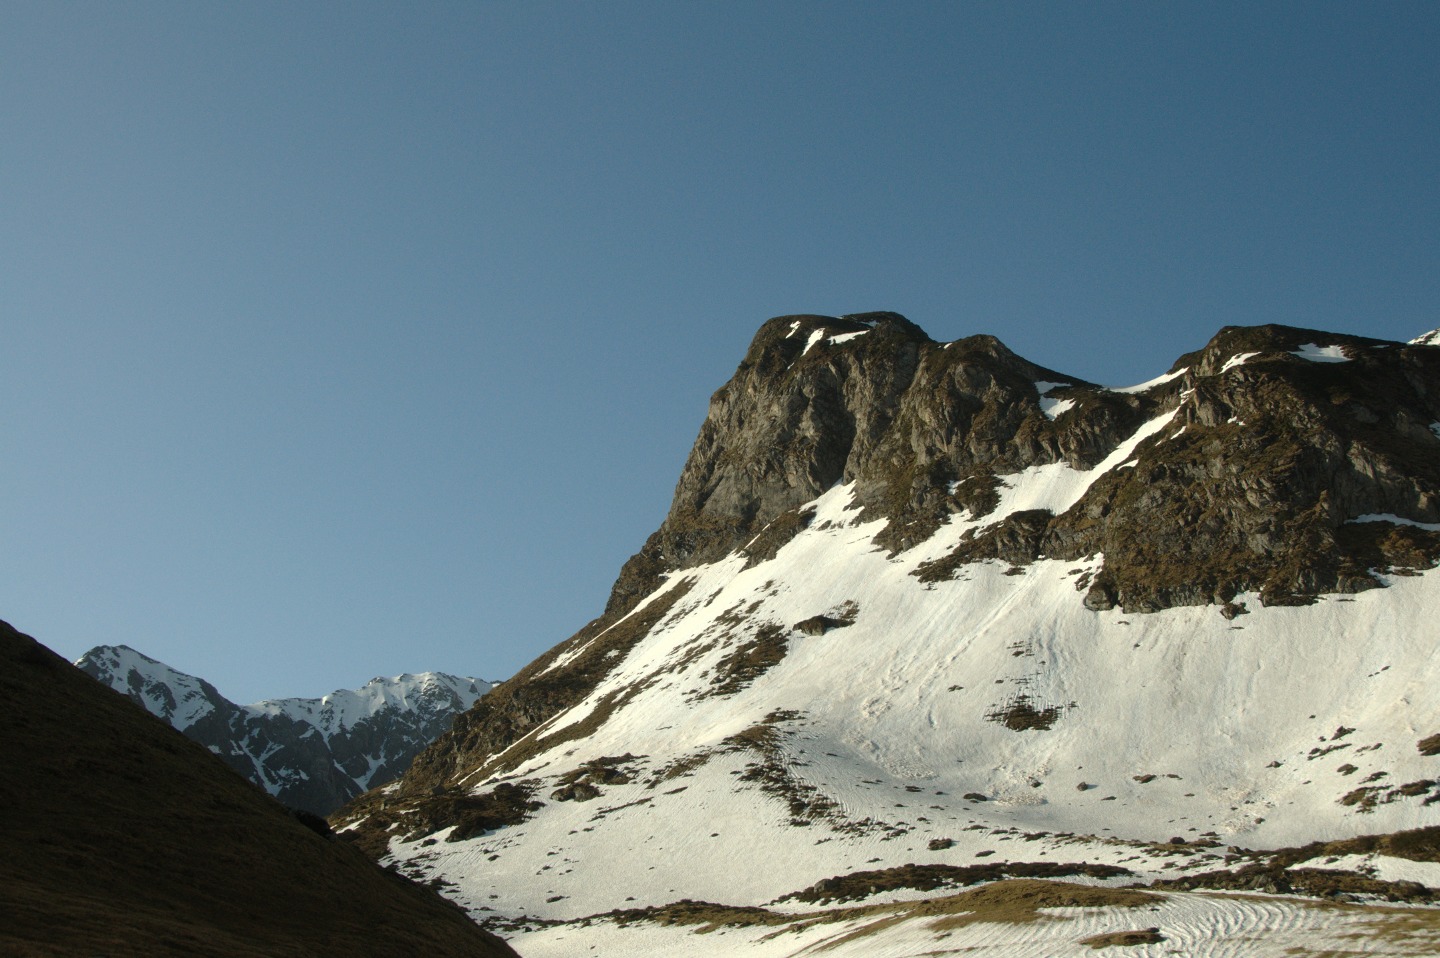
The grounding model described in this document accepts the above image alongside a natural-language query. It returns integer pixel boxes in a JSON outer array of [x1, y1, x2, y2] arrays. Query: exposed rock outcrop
[[346, 313, 1440, 823]]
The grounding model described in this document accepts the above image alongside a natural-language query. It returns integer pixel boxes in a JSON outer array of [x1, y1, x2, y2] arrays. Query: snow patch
[[1292, 343, 1351, 363], [1040, 397, 1075, 420], [1110, 367, 1187, 394], [800, 327, 870, 358], [1349, 513, 1440, 532], [1221, 352, 1260, 373]]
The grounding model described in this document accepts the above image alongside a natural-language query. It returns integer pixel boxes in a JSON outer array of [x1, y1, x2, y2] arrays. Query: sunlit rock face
[[336, 314, 1440, 955]]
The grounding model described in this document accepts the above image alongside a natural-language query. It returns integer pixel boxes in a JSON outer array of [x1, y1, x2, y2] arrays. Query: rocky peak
[[375, 313, 1440, 804], [1179, 324, 1397, 379], [606, 313, 1137, 612], [612, 314, 1440, 617]]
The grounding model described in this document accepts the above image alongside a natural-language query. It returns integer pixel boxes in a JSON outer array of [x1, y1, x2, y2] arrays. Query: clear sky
[[3, 2, 1437, 704]]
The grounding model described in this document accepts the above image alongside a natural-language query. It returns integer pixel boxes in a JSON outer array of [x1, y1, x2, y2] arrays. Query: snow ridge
[[75, 644, 492, 813]]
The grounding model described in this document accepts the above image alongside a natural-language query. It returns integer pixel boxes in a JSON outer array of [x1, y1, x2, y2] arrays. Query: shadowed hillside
[[0, 620, 518, 958]]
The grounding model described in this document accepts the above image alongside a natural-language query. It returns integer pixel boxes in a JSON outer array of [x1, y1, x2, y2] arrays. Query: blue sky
[[3, 2, 1437, 703]]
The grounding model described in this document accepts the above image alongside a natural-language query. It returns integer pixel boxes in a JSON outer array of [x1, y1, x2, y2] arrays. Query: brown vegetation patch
[[741, 506, 817, 568], [986, 692, 1070, 731], [706, 623, 789, 697], [648, 749, 717, 786], [551, 754, 643, 802], [386, 578, 694, 805], [605, 899, 790, 931], [342, 780, 544, 857], [593, 879, 1159, 946], [1418, 734, 1440, 756], [720, 713, 884, 833], [779, 862, 1136, 904], [924, 880, 1159, 932], [1154, 827, 1440, 904], [794, 601, 860, 636], [1337, 779, 1440, 812], [1079, 927, 1166, 948], [913, 509, 1053, 582]]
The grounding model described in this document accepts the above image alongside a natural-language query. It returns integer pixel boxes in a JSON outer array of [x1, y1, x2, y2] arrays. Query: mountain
[[335, 314, 1440, 955], [76, 644, 491, 815], [0, 619, 518, 958]]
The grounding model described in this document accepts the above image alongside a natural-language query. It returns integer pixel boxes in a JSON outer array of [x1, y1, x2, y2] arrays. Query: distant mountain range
[[76, 644, 492, 815], [334, 314, 1440, 955]]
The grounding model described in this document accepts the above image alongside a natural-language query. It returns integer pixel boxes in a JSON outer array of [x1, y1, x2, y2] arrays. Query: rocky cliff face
[[330, 315, 1440, 955], [76, 644, 491, 815], [373, 315, 1440, 807], [616, 314, 1440, 613]]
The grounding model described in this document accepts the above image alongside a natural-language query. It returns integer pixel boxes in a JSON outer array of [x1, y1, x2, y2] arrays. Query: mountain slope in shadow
[[0, 619, 519, 958]]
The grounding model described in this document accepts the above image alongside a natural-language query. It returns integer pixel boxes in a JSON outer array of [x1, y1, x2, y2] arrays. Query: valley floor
[[508, 884, 1440, 958]]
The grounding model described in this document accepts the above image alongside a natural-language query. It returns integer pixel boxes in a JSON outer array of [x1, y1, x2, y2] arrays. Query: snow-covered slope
[[76, 644, 492, 814], [337, 315, 1440, 955]]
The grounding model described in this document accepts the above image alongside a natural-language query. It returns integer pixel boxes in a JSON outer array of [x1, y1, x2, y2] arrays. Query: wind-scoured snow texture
[[335, 314, 1440, 953], [76, 645, 490, 814]]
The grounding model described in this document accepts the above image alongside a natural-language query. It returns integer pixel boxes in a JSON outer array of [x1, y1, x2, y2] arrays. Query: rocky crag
[[334, 314, 1440, 956], [77, 644, 490, 815], [379, 314, 1440, 800]]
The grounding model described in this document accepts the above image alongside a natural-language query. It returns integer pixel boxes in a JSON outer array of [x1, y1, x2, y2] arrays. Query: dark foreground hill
[[0, 620, 517, 958]]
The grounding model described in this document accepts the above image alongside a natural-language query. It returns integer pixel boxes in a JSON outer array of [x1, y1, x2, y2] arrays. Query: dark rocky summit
[[341, 313, 1440, 833], [0, 620, 517, 958]]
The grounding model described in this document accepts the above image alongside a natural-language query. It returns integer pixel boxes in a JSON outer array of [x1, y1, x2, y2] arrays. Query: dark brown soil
[[0, 620, 516, 958], [779, 861, 1134, 904], [1079, 927, 1166, 948], [707, 622, 789, 696], [986, 693, 1066, 731]]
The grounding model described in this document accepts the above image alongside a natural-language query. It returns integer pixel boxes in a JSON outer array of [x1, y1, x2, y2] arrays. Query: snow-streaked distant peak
[[250, 672, 491, 735], [1410, 329, 1440, 347], [76, 644, 220, 729], [1292, 343, 1350, 363]]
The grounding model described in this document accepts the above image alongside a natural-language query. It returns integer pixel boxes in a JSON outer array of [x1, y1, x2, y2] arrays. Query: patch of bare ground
[[550, 754, 643, 802], [594, 879, 1159, 941], [343, 780, 546, 857], [706, 622, 789, 697], [1079, 927, 1166, 948], [1154, 826, 1440, 904], [986, 691, 1073, 731], [793, 600, 860, 636], [647, 748, 718, 786], [777, 861, 1135, 904], [921, 880, 1159, 931], [723, 714, 847, 828], [741, 505, 817, 568], [375, 577, 695, 807]]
